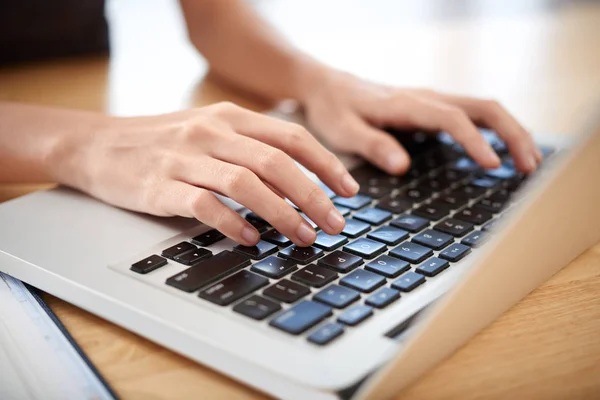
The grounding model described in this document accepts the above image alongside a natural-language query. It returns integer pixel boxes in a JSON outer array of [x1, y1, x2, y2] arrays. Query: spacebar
[[165, 251, 251, 293]]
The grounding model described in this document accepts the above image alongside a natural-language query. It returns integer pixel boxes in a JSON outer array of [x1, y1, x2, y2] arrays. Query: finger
[[208, 102, 359, 197], [154, 180, 260, 246]]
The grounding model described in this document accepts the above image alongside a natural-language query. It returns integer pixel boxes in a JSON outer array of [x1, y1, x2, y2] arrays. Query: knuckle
[[225, 167, 255, 194], [445, 107, 468, 126], [190, 190, 214, 218], [209, 101, 240, 117], [285, 123, 311, 146], [259, 148, 290, 173], [305, 185, 329, 207]]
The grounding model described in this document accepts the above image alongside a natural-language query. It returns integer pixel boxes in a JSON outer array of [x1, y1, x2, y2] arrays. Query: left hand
[[300, 68, 542, 175]]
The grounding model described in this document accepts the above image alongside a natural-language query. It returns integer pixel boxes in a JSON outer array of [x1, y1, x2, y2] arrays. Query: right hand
[[52, 102, 359, 246]]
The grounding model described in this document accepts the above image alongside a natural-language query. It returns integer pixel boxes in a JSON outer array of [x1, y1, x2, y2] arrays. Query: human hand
[[53, 102, 359, 246]]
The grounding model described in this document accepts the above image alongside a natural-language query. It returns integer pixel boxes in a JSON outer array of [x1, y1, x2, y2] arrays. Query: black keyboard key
[[263, 279, 311, 303], [251, 256, 297, 279], [246, 212, 267, 224], [416, 257, 450, 277], [403, 187, 432, 203], [343, 238, 387, 259], [307, 322, 344, 345], [434, 218, 474, 237], [392, 271, 426, 292], [199, 270, 268, 306], [390, 214, 429, 233], [233, 295, 281, 320], [333, 194, 372, 210], [341, 218, 371, 238], [233, 240, 278, 260], [443, 169, 470, 182], [365, 255, 410, 278], [340, 269, 386, 293], [337, 305, 373, 326], [473, 198, 506, 213], [261, 229, 291, 247], [454, 184, 488, 198], [439, 243, 471, 262], [485, 165, 517, 180], [390, 242, 433, 264], [166, 251, 251, 293], [131, 255, 168, 274], [279, 245, 324, 264], [367, 225, 409, 246], [314, 284, 360, 308], [292, 264, 338, 288], [461, 230, 489, 247], [412, 201, 452, 221], [318, 250, 363, 273], [455, 208, 493, 225], [270, 300, 332, 335], [470, 177, 500, 189], [359, 185, 393, 199], [412, 229, 454, 250], [366, 287, 400, 309], [489, 188, 511, 202], [353, 207, 392, 225], [376, 196, 412, 214], [174, 248, 212, 265], [418, 177, 450, 192], [439, 192, 470, 209], [247, 218, 269, 233], [161, 241, 196, 260], [191, 229, 225, 247], [313, 231, 348, 251]]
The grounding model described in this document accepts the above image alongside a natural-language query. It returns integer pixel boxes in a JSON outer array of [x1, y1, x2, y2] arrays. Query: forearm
[[180, 0, 328, 104]]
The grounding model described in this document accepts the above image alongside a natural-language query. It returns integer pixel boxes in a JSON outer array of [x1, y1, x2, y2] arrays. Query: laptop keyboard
[[127, 134, 555, 347]]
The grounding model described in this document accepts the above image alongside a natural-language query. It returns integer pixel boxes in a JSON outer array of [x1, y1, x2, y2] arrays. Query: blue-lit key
[[485, 164, 517, 180], [251, 256, 297, 279], [337, 305, 373, 326], [313, 232, 348, 251], [269, 301, 332, 335], [335, 205, 351, 217], [307, 322, 344, 345], [390, 242, 433, 264], [412, 229, 454, 250], [392, 271, 426, 292], [365, 255, 410, 278], [366, 287, 400, 308], [318, 182, 337, 199], [461, 230, 489, 248], [343, 238, 387, 259], [367, 225, 409, 246], [340, 269, 386, 292], [352, 207, 392, 225], [416, 257, 450, 277], [314, 284, 360, 308], [390, 214, 430, 233], [439, 243, 471, 262], [341, 218, 371, 238], [451, 157, 480, 172], [334, 194, 372, 210], [470, 177, 500, 189]]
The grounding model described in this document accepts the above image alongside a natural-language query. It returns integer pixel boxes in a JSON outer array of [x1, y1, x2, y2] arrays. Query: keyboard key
[[312, 232, 348, 251], [365, 255, 410, 278], [334, 194, 372, 210], [439, 192, 470, 209], [353, 207, 392, 225], [412, 201, 452, 221], [473, 198, 506, 213], [314, 284, 360, 308], [337, 305, 373, 326], [246, 212, 267, 224], [199, 270, 268, 306], [416, 257, 450, 277], [131, 255, 167, 274], [359, 185, 393, 199], [251, 256, 297, 279], [261, 229, 291, 247], [403, 187, 432, 202], [247, 217, 269, 233], [307, 322, 344, 345], [292, 264, 338, 288], [390, 242, 433, 264], [335, 205, 351, 216], [390, 214, 429, 233], [483, 219, 500, 232], [270, 300, 332, 335], [263, 279, 311, 303], [318, 182, 337, 199], [450, 157, 480, 172], [174, 248, 212, 265], [318, 250, 363, 273], [392, 271, 426, 292], [191, 229, 225, 247], [434, 218, 474, 237], [161, 241, 196, 260], [340, 269, 386, 293], [233, 240, 278, 260], [453, 185, 487, 199], [341, 218, 371, 238], [279, 245, 324, 264], [366, 287, 400, 309], [439, 243, 471, 262], [470, 177, 500, 189], [367, 225, 409, 246], [418, 177, 450, 192], [376, 196, 412, 214], [166, 251, 251, 293], [485, 165, 517, 180], [455, 208, 493, 225], [412, 229, 454, 250], [233, 295, 281, 320], [461, 230, 489, 248], [343, 238, 387, 259], [489, 188, 511, 202], [300, 213, 318, 230]]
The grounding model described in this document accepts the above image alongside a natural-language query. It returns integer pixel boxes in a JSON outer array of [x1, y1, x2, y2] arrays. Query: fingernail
[[387, 152, 407, 172], [241, 226, 259, 245], [296, 222, 316, 245], [326, 208, 345, 231], [341, 173, 359, 194], [526, 154, 537, 172], [535, 148, 543, 163], [487, 148, 502, 166]]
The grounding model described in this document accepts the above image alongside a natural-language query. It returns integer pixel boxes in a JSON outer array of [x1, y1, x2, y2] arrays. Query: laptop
[[0, 109, 599, 400]]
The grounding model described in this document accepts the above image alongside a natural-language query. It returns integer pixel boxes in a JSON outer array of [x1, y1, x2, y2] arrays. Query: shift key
[[166, 251, 250, 292]]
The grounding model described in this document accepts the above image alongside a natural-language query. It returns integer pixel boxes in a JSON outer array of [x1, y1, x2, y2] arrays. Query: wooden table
[[1, 1, 600, 399]]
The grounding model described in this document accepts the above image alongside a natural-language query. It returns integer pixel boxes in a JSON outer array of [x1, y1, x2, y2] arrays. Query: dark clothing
[[0, 0, 109, 65]]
